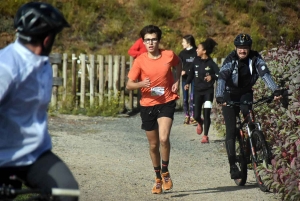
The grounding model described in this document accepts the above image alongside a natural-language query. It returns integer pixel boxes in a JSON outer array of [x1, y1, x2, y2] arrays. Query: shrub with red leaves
[[254, 39, 300, 201]]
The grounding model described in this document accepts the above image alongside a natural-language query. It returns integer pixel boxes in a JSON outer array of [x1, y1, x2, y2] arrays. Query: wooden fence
[[49, 53, 224, 112]]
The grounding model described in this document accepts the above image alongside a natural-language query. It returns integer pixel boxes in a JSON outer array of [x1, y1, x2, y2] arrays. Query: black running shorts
[[140, 100, 176, 131]]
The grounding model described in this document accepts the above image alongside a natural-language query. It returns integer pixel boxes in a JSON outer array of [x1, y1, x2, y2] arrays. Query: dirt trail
[[49, 112, 279, 201]]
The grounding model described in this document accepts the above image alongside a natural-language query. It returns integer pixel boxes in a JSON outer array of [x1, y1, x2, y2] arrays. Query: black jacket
[[186, 57, 219, 94], [216, 50, 278, 98], [178, 48, 197, 81]]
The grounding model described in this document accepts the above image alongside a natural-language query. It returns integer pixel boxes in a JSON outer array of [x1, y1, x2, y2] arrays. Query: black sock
[[161, 160, 169, 173], [154, 166, 161, 179]]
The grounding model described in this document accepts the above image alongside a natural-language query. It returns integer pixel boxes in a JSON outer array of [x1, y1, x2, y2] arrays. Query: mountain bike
[[226, 95, 274, 192], [0, 175, 80, 201]]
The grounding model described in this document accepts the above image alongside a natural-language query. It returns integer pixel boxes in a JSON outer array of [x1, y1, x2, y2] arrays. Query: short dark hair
[[183, 35, 197, 49], [200, 38, 218, 56], [139, 25, 162, 41]]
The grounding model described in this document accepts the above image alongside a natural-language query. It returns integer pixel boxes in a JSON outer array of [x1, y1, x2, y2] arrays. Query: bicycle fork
[[247, 122, 261, 163]]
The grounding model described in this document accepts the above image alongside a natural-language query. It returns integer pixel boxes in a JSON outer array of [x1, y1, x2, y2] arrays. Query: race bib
[[151, 87, 165, 96]]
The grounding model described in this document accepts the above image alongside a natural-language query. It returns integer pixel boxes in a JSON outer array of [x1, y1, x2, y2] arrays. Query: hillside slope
[[0, 0, 299, 58]]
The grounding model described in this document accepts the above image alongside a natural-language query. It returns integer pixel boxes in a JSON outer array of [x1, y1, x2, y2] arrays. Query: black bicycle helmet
[[234, 33, 252, 47], [14, 2, 70, 36]]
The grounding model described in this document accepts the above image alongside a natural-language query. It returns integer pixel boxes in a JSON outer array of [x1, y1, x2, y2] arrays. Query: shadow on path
[[162, 183, 260, 198]]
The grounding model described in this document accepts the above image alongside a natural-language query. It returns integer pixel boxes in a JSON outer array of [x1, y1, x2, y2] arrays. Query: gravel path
[[49, 112, 279, 201]]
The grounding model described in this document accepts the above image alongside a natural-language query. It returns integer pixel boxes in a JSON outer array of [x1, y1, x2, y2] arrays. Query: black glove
[[274, 89, 291, 109], [216, 97, 224, 104], [281, 89, 291, 109], [273, 89, 283, 97], [282, 89, 290, 97]]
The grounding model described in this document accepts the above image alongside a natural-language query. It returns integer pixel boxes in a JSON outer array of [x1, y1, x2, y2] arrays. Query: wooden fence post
[[62, 53, 68, 101], [80, 54, 86, 108], [48, 53, 225, 113], [50, 53, 62, 109], [120, 55, 126, 110], [128, 56, 133, 111], [104, 55, 109, 94], [51, 63, 58, 108], [71, 54, 77, 107], [98, 55, 104, 106], [108, 55, 113, 101], [113, 55, 120, 99], [89, 54, 95, 107]]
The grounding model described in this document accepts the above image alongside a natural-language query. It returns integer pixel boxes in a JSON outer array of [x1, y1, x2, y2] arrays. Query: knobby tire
[[251, 130, 272, 192], [234, 132, 248, 186]]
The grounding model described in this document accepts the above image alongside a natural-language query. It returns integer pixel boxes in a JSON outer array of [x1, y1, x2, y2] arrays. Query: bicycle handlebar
[[225, 94, 274, 107], [0, 186, 80, 197], [52, 188, 80, 196], [253, 95, 274, 104]]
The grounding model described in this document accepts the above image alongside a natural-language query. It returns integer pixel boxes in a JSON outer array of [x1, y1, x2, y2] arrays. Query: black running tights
[[193, 92, 214, 136]]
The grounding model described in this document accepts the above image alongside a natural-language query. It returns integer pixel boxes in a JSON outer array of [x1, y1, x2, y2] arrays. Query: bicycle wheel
[[234, 133, 248, 186], [251, 130, 271, 192]]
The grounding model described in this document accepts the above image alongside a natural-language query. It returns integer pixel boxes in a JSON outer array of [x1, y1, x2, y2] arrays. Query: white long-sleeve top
[[0, 39, 52, 167]]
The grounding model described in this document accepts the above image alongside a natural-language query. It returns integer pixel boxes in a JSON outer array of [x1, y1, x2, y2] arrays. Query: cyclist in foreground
[[0, 2, 79, 201], [215, 33, 287, 179]]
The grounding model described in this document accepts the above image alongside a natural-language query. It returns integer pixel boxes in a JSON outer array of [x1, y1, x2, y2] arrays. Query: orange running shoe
[[152, 178, 162, 194], [161, 172, 173, 191]]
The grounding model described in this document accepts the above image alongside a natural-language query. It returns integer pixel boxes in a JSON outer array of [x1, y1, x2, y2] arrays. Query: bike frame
[[236, 109, 261, 164], [229, 95, 273, 164], [226, 93, 281, 191]]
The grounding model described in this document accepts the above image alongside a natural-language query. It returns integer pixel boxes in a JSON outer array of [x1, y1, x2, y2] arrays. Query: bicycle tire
[[251, 130, 271, 192], [234, 133, 248, 186]]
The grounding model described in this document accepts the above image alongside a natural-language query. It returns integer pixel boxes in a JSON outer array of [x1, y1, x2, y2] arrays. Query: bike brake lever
[[265, 96, 273, 103]]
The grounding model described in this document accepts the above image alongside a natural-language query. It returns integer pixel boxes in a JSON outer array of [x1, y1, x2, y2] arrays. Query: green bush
[[0, 16, 13, 33], [279, 27, 297, 43], [137, 0, 179, 25], [215, 11, 230, 25], [0, 0, 28, 15], [249, 1, 267, 16], [160, 25, 182, 52], [250, 28, 268, 52], [227, 0, 249, 12], [277, 0, 299, 9]]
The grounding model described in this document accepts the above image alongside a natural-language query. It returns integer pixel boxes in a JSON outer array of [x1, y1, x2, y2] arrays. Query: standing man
[[0, 2, 79, 201], [126, 25, 182, 194]]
